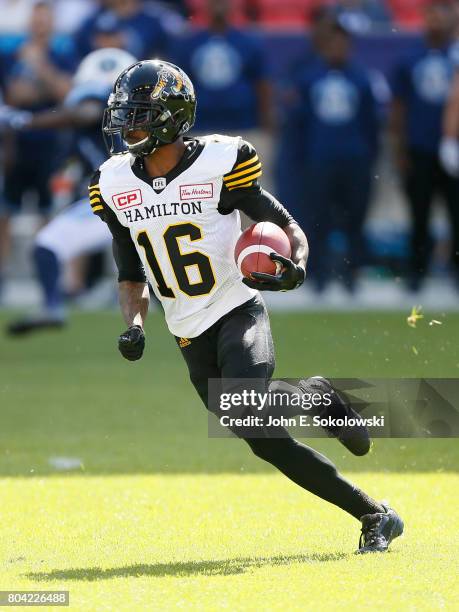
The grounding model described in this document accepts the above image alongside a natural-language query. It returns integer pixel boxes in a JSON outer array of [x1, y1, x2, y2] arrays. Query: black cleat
[[298, 377, 371, 456], [6, 315, 66, 337], [357, 504, 404, 554]]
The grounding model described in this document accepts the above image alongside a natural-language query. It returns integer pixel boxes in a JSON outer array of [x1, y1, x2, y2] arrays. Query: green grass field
[[0, 309, 458, 611]]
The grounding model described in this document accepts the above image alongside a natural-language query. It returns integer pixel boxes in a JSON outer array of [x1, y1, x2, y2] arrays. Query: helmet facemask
[[102, 70, 196, 158]]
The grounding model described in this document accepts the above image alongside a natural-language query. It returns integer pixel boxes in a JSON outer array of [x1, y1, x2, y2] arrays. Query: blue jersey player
[[0, 48, 136, 335]]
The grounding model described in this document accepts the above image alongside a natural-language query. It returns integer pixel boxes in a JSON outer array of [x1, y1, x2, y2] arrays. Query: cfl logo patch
[[112, 189, 143, 210], [152, 177, 167, 191]]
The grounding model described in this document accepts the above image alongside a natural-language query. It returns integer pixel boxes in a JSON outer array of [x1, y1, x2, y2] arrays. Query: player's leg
[[213, 294, 369, 454], [215, 294, 377, 514], [0, 159, 26, 299], [34, 199, 109, 308], [338, 158, 372, 292], [29, 159, 58, 314], [303, 162, 335, 292], [438, 162, 459, 288], [404, 151, 436, 291], [7, 199, 112, 335], [174, 325, 223, 428], [215, 295, 403, 551], [176, 297, 403, 551], [0, 211, 11, 300], [34, 154, 53, 227]]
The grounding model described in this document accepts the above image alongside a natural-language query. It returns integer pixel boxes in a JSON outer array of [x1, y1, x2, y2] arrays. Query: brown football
[[234, 222, 291, 279]]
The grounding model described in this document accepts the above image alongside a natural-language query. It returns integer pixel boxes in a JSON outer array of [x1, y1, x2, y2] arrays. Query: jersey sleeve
[[88, 171, 105, 216], [222, 140, 262, 191], [88, 170, 146, 283], [218, 140, 294, 228]]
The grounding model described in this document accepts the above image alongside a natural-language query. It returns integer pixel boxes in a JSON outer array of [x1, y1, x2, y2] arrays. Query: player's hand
[[439, 137, 459, 177], [118, 325, 145, 361], [242, 252, 305, 291], [0, 105, 32, 130]]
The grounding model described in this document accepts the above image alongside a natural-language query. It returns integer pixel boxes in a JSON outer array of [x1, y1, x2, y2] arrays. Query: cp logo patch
[[112, 189, 143, 210]]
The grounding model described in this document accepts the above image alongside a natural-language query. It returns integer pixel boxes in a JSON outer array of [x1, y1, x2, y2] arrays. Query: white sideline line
[[2, 278, 459, 312]]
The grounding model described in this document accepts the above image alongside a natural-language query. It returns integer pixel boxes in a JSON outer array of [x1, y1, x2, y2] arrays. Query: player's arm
[[219, 140, 308, 291], [30, 99, 102, 129], [440, 71, 459, 176], [89, 171, 148, 361], [0, 99, 102, 131]]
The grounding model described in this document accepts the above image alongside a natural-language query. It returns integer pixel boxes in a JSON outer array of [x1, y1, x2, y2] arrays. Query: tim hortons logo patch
[[180, 183, 213, 200], [112, 189, 143, 210]]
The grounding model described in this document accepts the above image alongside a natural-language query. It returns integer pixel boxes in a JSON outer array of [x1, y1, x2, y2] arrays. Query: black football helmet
[[103, 59, 196, 157]]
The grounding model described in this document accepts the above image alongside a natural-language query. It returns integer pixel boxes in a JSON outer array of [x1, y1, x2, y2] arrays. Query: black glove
[[118, 325, 145, 361], [242, 252, 305, 292]]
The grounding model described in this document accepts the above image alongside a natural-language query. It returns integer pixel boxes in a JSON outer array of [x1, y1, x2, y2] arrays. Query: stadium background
[[0, 1, 458, 611], [1, 0, 459, 310]]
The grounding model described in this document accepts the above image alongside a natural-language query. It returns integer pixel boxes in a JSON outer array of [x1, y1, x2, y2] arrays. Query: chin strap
[[127, 135, 159, 157]]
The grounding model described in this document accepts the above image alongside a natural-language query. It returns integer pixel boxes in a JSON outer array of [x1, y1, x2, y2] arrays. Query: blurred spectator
[[171, 0, 274, 133], [0, 1, 76, 293], [74, 0, 182, 60], [282, 19, 380, 292], [53, 0, 98, 35], [90, 12, 128, 51], [390, 0, 459, 291], [0, 0, 34, 34], [157, 0, 189, 18], [334, 0, 392, 33]]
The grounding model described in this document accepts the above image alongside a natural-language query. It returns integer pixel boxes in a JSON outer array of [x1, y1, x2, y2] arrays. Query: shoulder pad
[[200, 133, 240, 146], [99, 152, 132, 172]]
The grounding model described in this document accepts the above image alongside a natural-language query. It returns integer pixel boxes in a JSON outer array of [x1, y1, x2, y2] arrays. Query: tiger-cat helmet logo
[[151, 66, 194, 102]]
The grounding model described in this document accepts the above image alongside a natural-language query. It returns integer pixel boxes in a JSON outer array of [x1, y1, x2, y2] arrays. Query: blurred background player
[[0, 0, 77, 298], [171, 0, 274, 187], [280, 16, 380, 293], [0, 47, 136, 334], [172, 0, 273, 133], [74, 0, 183, 60], [390, 0, 459, 292], [334, 0, 392, 34]]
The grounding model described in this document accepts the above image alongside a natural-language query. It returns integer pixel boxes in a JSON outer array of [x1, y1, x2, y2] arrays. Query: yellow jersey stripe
[[224, 161, 262, 183], [228, 181, 253, 191], [90, 197, 101, 204], [92, 205, 104, 212], [225, 169, 262, 188], [89, 184, 100, 190], [89, 189, 100, 197], [233, 154, 258, 171]]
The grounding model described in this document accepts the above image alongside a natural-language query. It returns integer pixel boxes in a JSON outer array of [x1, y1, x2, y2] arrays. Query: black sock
[[244, 436, 384, 520]]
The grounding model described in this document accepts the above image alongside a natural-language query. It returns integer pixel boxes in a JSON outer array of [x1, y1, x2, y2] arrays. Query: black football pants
[[404, 150, 459, 284], [176, 294, 382, 520], [302, 157, 372, 290]]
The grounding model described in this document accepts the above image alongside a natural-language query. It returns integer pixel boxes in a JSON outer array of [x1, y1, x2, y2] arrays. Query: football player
[[1, 48, 136, 335], [91, 59, 403, 553]]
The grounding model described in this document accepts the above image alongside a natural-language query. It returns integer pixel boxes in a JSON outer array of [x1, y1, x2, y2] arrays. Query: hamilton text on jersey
[[122, 200, 203, 223]]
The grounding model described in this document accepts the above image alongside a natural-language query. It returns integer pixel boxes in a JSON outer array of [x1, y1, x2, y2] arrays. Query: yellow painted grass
[[1, 472, 458, 611]]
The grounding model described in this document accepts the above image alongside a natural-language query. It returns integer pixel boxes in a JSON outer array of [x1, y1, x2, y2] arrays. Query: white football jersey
[[96, 134, 257, 337]]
